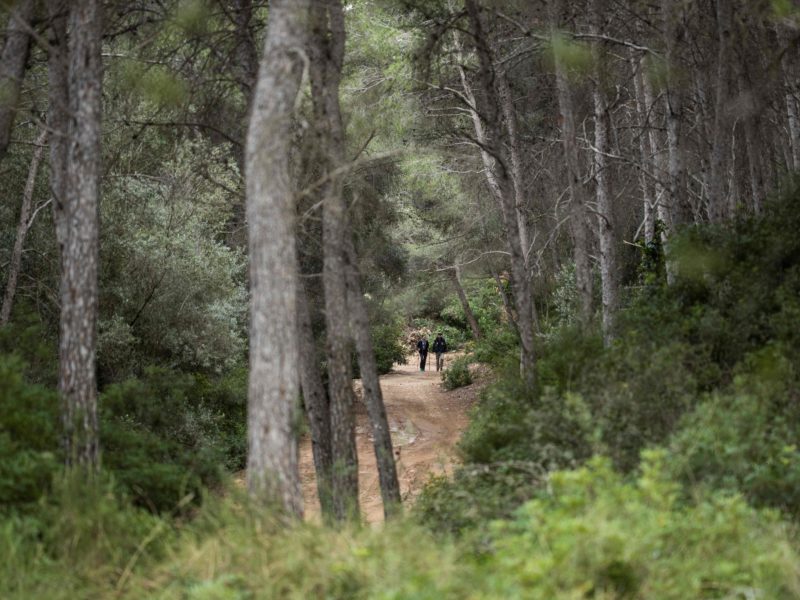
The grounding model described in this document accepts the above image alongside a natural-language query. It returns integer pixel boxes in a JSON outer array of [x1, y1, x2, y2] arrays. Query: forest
[[2, 0, 800, 597]]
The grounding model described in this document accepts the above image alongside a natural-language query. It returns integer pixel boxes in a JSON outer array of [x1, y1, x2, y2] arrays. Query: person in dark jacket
[[417, 336, 429, 371], [432, 333, 448, 371]]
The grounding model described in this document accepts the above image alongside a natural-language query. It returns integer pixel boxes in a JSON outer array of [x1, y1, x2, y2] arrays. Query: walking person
[[432, 332, 447, 372], [417, 336, 429, 372]]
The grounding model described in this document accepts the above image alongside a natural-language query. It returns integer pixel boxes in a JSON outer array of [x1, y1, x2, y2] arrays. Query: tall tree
[[0, 129, 46, 326], [310, 0, 359, 521], [48, 0, 104, 468], [0, 0, 35, 163], [296, 275, 335, 520], [245, 0, 307, 515], [457, 0, 538, 383], [550, 2, 593, 324], [590, 0, 619, 344], [344, 231, 402, 519]]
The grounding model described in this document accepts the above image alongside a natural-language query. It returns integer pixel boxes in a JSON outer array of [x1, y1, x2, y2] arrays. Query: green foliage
[[120, 63, 189, 109], [415, 464, 543, 536], [459, 378, 594, 468], [485, 454, 800, 599], [590, 340, 698, 472], [0, 475, 168, 599], [4, 459, 799, 599], [441, 355, 472, 390], [669, 345, 800, 519], [548, 32, 593, 78], [370, 315, 408, 375], [100, 140, 246, 379], [0, 353, 245, 515], [101, 367, 246, 511], [424, 185, 800, 533], [0, 356, 59, 510]]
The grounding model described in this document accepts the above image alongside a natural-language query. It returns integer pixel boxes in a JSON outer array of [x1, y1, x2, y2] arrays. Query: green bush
[[5, 457, 799, 599], [669, 345, 800, 519], [415, 463, 543, 535], [441, 355, 472, 390], [371, 318, 407, 374], [459, 378, 594, 468], [0, 356, 60, 510], [101, 368, 242, 511], [471, 326, 518, 366], [483, 454, 800, 599]]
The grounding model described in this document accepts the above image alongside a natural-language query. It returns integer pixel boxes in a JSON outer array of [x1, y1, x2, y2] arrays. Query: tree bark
[[47, 0, 69, 256], [0, 0, 34, 162], [707, 0, 733, 222], [460, 1, 537, 384], [550, 3, 593, 324], [631, 54, 656, 244], [491, 268, 518, 334], [641, 61, 672, 240], [55, 0, 103, 469], [344, 232, 402, 519], [310, 0, 359, 521], [663, 0, 689, 230], [591, 1, 619, 345], [0, 128, 46, 326], [296, 275, 334, 521], [245, 0, 307, 516], [449, 264, 482, 340]]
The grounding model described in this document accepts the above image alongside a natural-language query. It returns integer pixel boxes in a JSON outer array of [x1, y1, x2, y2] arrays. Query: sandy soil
[[299, 356, 483, 524]]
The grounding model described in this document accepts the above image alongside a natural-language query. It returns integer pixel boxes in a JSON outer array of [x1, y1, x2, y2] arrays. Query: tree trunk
[[1, 129, 46, 326], [737, 71, 765, 214], [449, 264, 482, 340], [310, 0, 359, 521], [591, 1, 619, 345], [56, 0, 103, 469], [459, 1, 537, 384], [630, 54, 656, 244], [707, 0, 733, 222], [232, 0, 259, 103], [491, 268, 518, 334], [663, 0, 689, 230], [296, 275, 334, 521], [344, 231, 401, 519], [780, 28, 800, 172], [47, 0, 69, 256], [641, 61, 672, 240], [552, 46, 593, 324], [496, 69, 531, 269], [0, 0, 34, 162], [245, 0, 307, 516]]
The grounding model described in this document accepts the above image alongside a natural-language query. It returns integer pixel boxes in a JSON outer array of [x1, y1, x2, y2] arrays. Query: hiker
[[432, 332, 447, 372], [417, 336, 429, 371]]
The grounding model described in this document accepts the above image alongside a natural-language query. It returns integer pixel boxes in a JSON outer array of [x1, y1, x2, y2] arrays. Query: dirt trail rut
[[299, 357, 482, 524]]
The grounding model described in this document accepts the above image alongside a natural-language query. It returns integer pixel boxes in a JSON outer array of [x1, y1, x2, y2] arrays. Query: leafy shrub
[[371, 318, 407, 374], [0, 475, 169, 598], [99, 140, 247, 379], [6, 457, 799, 599], [101, 368, 241, 511], [459, 377, 594, 468], [0, 356, 59, 510], [471, 326, 518, 366], [415, 464, 543, 535], [669, 345, 800, 518], [484, 454, 800, 599], [441, 355, 472, 390], [589, 341, 698, 472]]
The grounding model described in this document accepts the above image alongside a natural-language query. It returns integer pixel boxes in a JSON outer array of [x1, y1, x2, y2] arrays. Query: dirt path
[[299, 357, 483, 524]]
